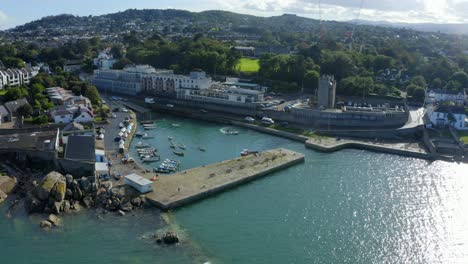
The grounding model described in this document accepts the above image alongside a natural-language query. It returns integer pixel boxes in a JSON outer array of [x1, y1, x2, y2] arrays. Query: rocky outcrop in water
[[95, 182, 146, 213], [25, 171, 97, 215]]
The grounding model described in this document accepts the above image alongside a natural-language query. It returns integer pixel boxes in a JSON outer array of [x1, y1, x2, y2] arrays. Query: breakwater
[[146, 148, 305, 210]]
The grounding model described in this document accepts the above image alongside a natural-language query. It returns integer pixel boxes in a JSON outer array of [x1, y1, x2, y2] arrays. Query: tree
[[4, 87, 29, 101], [450, 71, 468, 89], [17, 104, 33, 117], [84, 85, 101, 106], [303, 70, 320, 92], [406, 84, 419, 96], [412, 87, 426, 102], [411, 76, 427, 88]]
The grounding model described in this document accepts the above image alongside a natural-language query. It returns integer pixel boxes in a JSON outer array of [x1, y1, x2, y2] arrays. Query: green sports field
[[237, 58, 260, 72]]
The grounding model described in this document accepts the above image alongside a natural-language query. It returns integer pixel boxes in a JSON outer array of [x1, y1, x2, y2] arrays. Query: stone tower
[[317, 75, 336, 109]]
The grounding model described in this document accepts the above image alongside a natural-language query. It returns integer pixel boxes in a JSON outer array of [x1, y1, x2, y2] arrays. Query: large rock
[[25, 196, 45, 214], [36, 172, 64, 201], [47, 214, 61, 226], [40, 220, 52, 229], [65, 174, 74, 186], [0, 190, 7, 204], [162, 232, 179, 244], [61, 200, 71, 213], [72, 186, 83, 201], [82, 196, 94, 208], [79, 177, 91, 194], [0, 176, 17, 194], [52, 201, 64, 214], [51, 179, 66, 202]]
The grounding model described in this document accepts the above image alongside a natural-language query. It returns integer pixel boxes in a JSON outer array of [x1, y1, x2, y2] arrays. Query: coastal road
[[100, 97, 134, 151]]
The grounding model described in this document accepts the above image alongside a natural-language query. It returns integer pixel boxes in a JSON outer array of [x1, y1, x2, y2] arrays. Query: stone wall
[[55, 159, 95, 178]]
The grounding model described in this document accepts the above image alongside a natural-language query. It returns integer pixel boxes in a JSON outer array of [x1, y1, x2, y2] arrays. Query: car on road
[[261, 117, 275, 125], [112, 107, 120, 112], [166, 104, 174, 108], [122, 108, 129, 113], [244, 116, 255, 123]]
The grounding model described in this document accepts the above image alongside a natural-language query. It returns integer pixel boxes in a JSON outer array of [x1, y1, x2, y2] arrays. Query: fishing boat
[[135, 142, 151, 148], [142, 156, 160, 163], [173, 151, 184, 156], [198, 146, 206, 152], [140, 120, 154, 125], [220, 127, 239, 135], [153, 168, 171, 174], [240, 149, 258, 157], [178, 144, 186, 150], [144, 126, 156, 130], [142, 134, 154, 139], [135, 131, 145, 137]]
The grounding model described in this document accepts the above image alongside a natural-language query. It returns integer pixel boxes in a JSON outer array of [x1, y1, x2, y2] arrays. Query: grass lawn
[[237, 58, 260, 73], [0, 90, 7, 96], [460, 136, 468, 144]]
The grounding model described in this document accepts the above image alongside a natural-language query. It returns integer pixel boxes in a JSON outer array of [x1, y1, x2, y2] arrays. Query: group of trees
[[118, 32, 241, 75]]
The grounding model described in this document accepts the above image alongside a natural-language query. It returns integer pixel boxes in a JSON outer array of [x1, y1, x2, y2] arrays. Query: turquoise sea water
[[1, 115, 467, 263]]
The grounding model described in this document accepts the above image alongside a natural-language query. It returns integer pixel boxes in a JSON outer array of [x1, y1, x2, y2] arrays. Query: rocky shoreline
[[1, 170, 181, 245]]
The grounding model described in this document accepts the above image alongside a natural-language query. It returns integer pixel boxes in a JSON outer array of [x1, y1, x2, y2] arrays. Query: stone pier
[[146, 148, 305, 210]]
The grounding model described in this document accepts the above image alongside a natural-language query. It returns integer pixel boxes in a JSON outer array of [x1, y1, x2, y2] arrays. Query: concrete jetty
[[146, 148, 305, 210]]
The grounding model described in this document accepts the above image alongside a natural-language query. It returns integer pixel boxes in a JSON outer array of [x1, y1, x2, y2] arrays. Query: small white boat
[[142, 134, 155, 139], [168, 136, 173, 140], [198, 146, 206, 152], [172, 123, 180, 127], [142, 156, 160, 163], [135, 142, 151, 148], [135, 131, 145, 137], [178, 144, 186, 150], [144, 126, 156, 130]]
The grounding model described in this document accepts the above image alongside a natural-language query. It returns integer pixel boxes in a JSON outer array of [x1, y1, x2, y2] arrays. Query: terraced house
[[0, 67, 39, 89]]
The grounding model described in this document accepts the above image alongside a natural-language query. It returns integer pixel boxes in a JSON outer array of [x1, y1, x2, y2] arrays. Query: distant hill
[[3, 8, 467, 45], [351, 19, 468, 35]]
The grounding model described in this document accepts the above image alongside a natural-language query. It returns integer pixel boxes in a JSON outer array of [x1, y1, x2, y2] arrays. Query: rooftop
[[434, 105, 466, 115], [125, 173, 152, 186], [64, 135, 95, 162], [0, 131, 58, 151]]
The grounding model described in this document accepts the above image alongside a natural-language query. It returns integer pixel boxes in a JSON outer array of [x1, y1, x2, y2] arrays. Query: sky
[[1, 0, 468, 29]]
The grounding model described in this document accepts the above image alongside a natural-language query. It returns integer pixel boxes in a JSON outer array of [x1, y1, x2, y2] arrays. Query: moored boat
[[173, 151, 184, 156], [198, 146, 206, 152]]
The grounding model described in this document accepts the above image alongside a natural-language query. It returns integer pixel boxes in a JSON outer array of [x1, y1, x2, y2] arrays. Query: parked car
[[261, 117, 275, 125], [278, 121, 289, 127], [200, 109, 208, 113], [245, 116, 255, 123], [166, 104, 174, 108], [122, 108, 129, 113], [112, 107, 120, 112]]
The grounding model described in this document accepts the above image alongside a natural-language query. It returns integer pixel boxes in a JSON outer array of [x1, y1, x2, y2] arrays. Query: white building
[[426, 89, 466, 106], [0, 67, 39, 89], [124, 173, 153, 193], [178, 84, 264, 106], [50, 106, 94, 124], [93, 49, 116, 69], [428, 105, 467, 130], [90, 65, 152, 95], [142, 69, 212, 95]]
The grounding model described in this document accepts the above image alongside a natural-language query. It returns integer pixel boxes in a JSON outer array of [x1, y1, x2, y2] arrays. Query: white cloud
[[222, 0, 468, 23], [0, 10, 8, 26]]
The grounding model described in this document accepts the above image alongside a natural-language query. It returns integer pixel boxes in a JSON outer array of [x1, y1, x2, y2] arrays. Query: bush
[[32, 115, 49, 125]]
